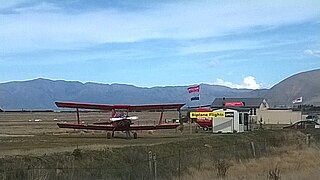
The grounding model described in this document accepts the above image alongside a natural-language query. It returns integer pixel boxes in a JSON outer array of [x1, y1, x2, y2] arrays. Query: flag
[[292, 97, 303, 104], [191, 96, 200, 101], [188, 85, 200, 93]]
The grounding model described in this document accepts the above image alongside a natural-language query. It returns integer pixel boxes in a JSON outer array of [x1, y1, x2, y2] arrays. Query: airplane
[[55, 101, 185, 139]]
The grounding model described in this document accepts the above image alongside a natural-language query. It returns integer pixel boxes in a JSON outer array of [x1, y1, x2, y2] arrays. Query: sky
[[1, 0, 319, 89]]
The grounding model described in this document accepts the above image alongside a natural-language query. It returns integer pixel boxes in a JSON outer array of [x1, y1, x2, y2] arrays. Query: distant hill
[[0, 69, 319, 109], [0, 79, 251, 109], [263, 69, 320, 106]]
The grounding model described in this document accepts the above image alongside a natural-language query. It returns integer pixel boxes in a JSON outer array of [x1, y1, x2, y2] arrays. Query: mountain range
[[0, 69, 319, 110]]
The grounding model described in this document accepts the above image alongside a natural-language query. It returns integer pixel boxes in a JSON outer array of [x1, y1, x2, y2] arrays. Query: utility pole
[[301, 104, 303, 120]]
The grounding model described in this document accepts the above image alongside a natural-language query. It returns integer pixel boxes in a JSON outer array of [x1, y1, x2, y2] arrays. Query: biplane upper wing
[[55, 101, 185, 111]]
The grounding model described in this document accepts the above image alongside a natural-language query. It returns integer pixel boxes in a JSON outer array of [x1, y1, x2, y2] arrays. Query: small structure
[[211, 108, 249, 133], [211, 97, 269, 124]]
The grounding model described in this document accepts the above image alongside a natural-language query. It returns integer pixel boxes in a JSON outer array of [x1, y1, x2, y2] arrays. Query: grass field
[[0, 111, 200, 156], [1, 112, 320, 179]]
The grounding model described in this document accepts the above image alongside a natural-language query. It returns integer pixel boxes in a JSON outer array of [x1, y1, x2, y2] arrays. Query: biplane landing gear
[[125, 131, 131, 139], [106, 132, 112, 139], [133, 132, 138, 139]]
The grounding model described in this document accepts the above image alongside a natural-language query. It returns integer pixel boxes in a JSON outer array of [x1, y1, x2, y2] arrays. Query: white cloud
[[179, 40, 264, 55], [14, 2, 60, 13], [304, 49, 320, 57], [215, 76, 261, 89]]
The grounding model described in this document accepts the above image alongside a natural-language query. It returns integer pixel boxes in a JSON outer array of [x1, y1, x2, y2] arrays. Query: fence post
[[153, 153, 157, 180], [264, 138, 268, 154], [251, 142, 256, 158], [178, 149, 181, 179], [198, 149, 201, 170], [233, 141, 236, 159], [264, 138, 267, 149], [306, 134, 311, 148], [148, 150, 153, 178]]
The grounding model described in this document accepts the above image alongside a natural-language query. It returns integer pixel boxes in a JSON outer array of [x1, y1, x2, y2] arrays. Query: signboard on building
[[190, 112, 225, 118], [225, 112, 234, 117], [224, 102, 244, 107]]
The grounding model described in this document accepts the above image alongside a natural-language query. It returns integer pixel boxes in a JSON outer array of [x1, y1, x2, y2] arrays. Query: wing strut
[[76, 108, 80, 124], [158, 110, 164, 125], [179, 108, 182, 124]]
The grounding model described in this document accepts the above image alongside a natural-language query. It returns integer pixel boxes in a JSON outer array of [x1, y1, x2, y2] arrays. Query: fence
[[1, 132, 318, 180]]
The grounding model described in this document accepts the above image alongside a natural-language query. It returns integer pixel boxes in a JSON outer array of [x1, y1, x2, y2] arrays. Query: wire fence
[[1, 132, 319, 180]]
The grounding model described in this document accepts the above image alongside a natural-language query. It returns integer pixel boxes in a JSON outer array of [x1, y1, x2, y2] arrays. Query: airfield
[[0, 111, 202, 156], [2, 111, 320, 179]]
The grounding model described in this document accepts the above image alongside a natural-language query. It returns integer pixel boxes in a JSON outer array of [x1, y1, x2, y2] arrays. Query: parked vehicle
[[196, 118, 212, 131], [283, 120, 320, 129], [189, 107, 212, 131], [306, 115, 319, 123]]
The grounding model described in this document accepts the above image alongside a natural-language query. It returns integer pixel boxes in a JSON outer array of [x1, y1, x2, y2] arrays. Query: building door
[[239, 113, 244, 132], [244, 113, 249, 131]]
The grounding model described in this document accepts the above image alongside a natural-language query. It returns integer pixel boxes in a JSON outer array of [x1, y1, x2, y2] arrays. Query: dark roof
[[211, 98, 266, 108]]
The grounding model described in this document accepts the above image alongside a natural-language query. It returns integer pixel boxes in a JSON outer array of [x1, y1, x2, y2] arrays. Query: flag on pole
[[188, 85, 200, 93], [292, 97, 303, 104]]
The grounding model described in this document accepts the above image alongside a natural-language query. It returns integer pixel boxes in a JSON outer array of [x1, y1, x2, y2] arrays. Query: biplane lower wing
[[57, 123, 180, 131]]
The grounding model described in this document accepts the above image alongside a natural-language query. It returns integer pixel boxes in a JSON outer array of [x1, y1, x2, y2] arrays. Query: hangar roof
[[211, 98, 267, 108]]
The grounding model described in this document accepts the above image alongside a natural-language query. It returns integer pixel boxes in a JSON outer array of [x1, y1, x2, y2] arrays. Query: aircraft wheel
[[106, 132, 112, 139], [133, 132, 138, 139], [203, 126, 209, 131]]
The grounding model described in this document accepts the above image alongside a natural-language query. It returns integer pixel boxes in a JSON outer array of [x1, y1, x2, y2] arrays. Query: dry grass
[[181, 146, 320, 180]]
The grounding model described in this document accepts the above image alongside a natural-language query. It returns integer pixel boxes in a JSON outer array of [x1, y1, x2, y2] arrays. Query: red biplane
[[55, 101, 185, 139]]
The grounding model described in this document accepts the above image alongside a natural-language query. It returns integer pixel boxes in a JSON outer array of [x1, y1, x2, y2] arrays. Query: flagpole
[[292, 97, 303, 120], [187, 85, 201, 134], [301, 103, 303, 120], [195, 85, 201, 134], [199, 88, 201, 108]]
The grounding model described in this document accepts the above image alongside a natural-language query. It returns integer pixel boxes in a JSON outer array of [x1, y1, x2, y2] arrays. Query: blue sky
[[1, 0, 319, 89]]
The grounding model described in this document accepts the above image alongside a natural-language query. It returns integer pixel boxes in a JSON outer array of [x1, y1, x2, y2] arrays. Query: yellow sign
[[190, 112, 225, 118]]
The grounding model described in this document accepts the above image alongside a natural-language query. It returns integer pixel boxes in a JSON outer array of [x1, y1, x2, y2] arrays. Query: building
[[211, 97, 302, 125], [211, 108, 248, 133], [259, 108, 301, 124], [211, 98, 269, 123]]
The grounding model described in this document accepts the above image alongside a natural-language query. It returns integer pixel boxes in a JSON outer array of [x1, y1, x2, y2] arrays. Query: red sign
[[224, 102, 244, 107]]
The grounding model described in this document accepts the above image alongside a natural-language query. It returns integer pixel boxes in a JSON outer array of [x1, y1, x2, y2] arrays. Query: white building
[[212, 108, 247, 133]]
